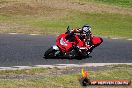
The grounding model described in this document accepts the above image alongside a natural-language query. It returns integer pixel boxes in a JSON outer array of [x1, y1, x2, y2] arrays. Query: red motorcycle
[[44, 26, 103, 59]]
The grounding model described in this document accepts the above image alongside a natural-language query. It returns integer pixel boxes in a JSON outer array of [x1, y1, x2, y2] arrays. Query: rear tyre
[[44, 47, 56, 59]]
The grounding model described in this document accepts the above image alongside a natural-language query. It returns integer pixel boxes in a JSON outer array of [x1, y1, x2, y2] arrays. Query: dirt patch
[[0, 22, 43, 34], [0, 0, 132, 16], [0, 66, 110, 79], [37, 0, 132, 15], [0, 1, 68, 17]]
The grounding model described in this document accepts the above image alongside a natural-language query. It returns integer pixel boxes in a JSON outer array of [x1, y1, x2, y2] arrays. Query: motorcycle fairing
[[56, 33, 86, 53], [56, 34, 74, 53], [92, 36, 102, 46], [52, 45, 59, 50], [74, 35, 85, 47]]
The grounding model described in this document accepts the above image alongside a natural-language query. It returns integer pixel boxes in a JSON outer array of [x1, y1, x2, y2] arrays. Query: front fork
[[52, 45, 61, 56]]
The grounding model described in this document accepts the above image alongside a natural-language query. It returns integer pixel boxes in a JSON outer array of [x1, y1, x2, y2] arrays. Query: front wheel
[[44, 47, 56, 59]]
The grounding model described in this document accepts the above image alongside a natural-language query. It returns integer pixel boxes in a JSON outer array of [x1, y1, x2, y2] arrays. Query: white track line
[[8, 33, 18, 35], [7, 33, 132, 41], [111, 38, 119, 39], [0, 63, 132, 70], [127, 39, 132, 41], [29, 34, 39, 35], [35, 65, 54, 68]]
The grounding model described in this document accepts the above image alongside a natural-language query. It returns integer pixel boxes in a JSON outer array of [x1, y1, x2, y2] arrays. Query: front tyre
[[44, 47, 56, 59]]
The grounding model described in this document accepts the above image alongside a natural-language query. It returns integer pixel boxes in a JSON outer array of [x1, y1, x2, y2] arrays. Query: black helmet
[[82, 24, 91, 33]]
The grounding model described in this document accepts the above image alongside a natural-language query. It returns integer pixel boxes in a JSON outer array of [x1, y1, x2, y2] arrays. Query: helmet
[[82, 25, 91, 33]]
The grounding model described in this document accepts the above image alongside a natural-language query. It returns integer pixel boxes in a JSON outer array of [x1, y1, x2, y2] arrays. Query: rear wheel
[[44, 47, 56, 59]]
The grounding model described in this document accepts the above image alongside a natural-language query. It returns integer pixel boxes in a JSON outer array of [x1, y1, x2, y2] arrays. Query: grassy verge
[[0, 0, 132, 38], [89, 0, 132, 8], [0, 12, 132, 38], [0, 65, 131, 88], [0, 68, 48, 75]]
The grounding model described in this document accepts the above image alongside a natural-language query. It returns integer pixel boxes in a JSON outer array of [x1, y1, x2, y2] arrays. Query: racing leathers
[[65, 28, 92, 54]]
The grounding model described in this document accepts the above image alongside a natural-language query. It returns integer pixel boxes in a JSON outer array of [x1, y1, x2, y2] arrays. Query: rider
[[65, 24, 93, 54], [71, 24, 92, 45]]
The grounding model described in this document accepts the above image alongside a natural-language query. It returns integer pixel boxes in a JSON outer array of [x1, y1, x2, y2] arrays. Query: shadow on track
[[43, 56, 92, 60]]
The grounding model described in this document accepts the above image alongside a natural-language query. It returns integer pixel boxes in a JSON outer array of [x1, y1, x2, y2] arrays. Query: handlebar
[[65, 26, 71, 34]]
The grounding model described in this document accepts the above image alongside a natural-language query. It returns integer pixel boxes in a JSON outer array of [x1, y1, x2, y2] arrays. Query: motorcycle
[[44, 26, 103, 59]]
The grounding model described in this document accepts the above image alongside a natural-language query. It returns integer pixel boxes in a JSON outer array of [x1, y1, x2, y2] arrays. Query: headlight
[[60, 38, 67, 46]]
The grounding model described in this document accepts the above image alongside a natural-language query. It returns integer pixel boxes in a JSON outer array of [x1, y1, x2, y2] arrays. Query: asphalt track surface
[[0, 34, 132, 67]]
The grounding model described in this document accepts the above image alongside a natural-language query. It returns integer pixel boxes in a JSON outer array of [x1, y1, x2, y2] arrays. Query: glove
[[69, 31, 74, 37]]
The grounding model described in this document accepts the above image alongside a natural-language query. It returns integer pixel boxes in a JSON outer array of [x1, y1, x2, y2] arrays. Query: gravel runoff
[[0, 63, 131, 79]]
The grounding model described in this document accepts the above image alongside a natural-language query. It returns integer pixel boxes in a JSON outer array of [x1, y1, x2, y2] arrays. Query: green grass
[[1, 11, 132, 38], [0, 65, 131, 88], [0, 68, 48, 75], [90, 0, 132, 8], [0, 0, 132, 38]]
